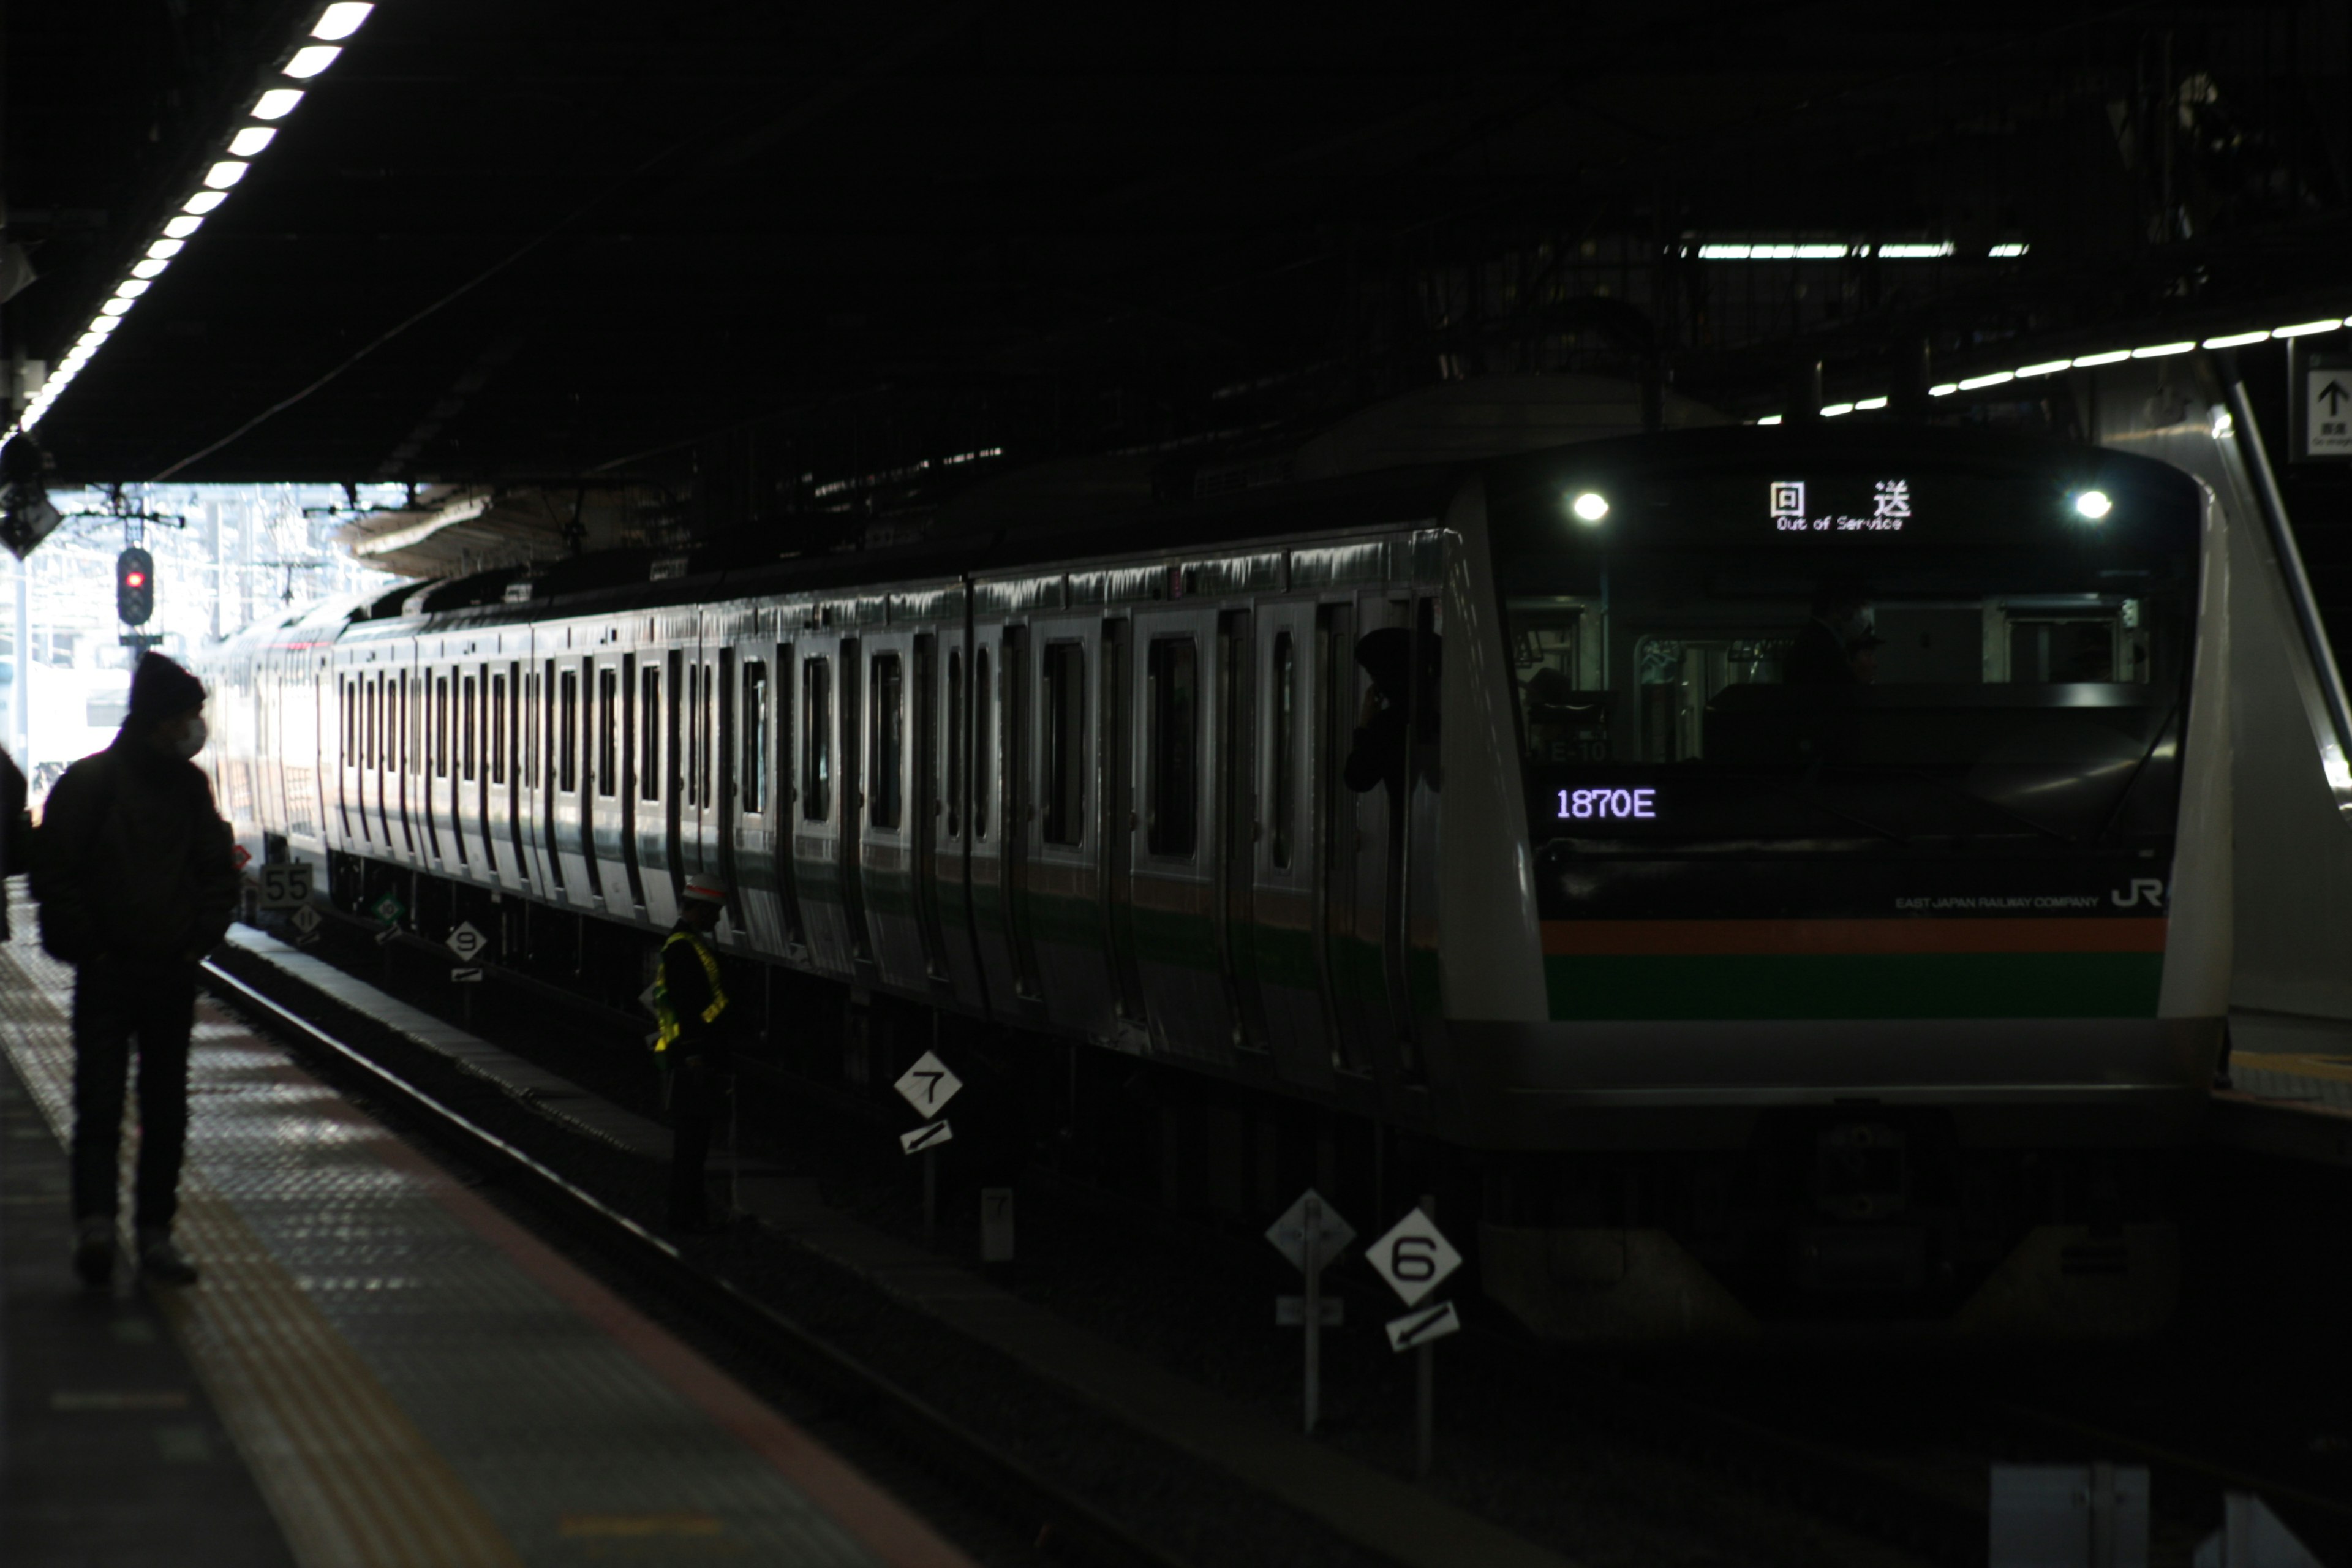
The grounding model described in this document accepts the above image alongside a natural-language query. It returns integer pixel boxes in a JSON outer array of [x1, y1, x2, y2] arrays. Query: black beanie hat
[[127, 652, 206, 726]]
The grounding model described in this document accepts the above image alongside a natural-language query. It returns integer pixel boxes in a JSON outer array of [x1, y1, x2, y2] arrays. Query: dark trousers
[[70, 957, 197, 1229], [665, 1049, 724, 1224]]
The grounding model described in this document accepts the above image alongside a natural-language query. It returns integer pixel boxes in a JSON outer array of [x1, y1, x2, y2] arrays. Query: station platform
[[2212, 1009, 2352, 1167], [0, 928, 971, 1567]]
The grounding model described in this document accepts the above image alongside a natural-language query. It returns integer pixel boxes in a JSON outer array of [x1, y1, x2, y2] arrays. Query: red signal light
[[126, 571, 145, 587]]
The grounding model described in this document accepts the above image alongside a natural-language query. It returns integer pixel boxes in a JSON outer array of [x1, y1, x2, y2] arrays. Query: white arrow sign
[[1264, 1188, 1354, 1273], [1367, 1207, 1462, 1308], [446, 921, 489, 963], [900, 1120, 954, 1155], [894, 1051, 963, 1116], [2309, 369, 2352, 458], [1384, 1300, 1461, 1352]]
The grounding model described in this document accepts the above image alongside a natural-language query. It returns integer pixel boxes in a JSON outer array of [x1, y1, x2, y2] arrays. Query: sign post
[[1368, 1196, 1463, 1479], [892, 1050, 962, 1238], [1266, 1188, 1355, 1434], [446, 921, 489, 1026]]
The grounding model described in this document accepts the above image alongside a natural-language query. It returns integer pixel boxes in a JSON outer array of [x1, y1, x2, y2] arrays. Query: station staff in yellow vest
[[653, 875, 734, 1231]]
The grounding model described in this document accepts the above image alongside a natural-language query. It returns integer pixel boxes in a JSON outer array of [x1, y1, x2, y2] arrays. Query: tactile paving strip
[[0, 930, 950, 1568]]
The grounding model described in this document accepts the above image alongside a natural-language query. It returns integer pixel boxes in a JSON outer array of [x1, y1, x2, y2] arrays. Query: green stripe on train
[[1544, 952, 2165, 1020]]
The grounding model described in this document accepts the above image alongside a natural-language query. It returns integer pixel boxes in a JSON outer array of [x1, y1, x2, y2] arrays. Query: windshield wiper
[[1901, 768, 2076, 845], [2092, 696, 2185, 845]]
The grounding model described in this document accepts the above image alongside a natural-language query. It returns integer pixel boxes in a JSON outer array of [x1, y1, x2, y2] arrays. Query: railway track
[[199, 956, 1188, 1568], [211, 920, 2352, 1568]]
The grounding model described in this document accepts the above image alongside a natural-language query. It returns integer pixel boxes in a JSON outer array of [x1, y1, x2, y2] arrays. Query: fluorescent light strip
[[2272, 320, 2341, 338], [4, 2, 383, 440]]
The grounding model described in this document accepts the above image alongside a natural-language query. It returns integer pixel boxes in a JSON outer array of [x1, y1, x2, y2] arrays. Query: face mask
[[170, 716, 208, 760]]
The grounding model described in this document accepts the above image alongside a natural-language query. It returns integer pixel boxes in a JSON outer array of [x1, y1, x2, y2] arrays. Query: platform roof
[[6, 2, 2348, 499]]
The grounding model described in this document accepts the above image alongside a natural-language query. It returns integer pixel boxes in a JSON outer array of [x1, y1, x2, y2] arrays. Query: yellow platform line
[[0, 945, 522, 1568], [2234, 1050, 2352, 1088]]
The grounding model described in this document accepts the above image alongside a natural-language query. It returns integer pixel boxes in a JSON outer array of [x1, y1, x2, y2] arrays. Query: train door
[[633, 645, 676, 928], [726, 634, 786, 954], [1021, 613, 1117, 1039], [587, 639, 635, 916], [790, 635, 856, 978], [1215, 608, 1268, 1055], [548, 648, 595, 907], [1100, 617, 1148, 1038], [1128, 604, 1227, 1058], [965, 621, 1033, 1015], [1323, 590, 1415, 1081], [856, 627, 928, 987], [1248, 602, 1334, 1089], [928, 623, 986, 1007], [485, 654, 526, 894], [453, 662, 488, 877]]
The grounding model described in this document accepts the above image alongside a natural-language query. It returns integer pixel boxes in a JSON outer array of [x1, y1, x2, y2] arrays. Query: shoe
[[137, 1227, 200, 1286], [73, 1217, 115, 1288]]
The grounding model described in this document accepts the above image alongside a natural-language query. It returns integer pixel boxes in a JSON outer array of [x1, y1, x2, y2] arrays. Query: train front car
[[1452, 425, 2226, 1341]]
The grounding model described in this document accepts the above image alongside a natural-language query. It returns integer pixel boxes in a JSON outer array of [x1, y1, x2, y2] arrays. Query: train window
[[459, 676, 477, 782], [1146, 637, 1198, 857], [491, 674, 508, 785], [684, 662, 701, 806], [363, 680, 375, 769], [871, 652, 903, 830], [639, 667, 660, 801], [434, 676, 451, 778], [342, 680, 355, 764], [1042, 641, 1086, 846], [597, 669, 619, 797], [802, 658, 831, 821], [1270, 632, 1295, 869], [522, 671, 538, 783], [971, 648, 991, 839], [742, 661, 768, 813], [944, 649, 963, 839], [559, 670, 579, 792]]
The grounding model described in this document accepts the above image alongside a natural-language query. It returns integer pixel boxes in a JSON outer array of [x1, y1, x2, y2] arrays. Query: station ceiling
[[7, 2, 2350, 514]]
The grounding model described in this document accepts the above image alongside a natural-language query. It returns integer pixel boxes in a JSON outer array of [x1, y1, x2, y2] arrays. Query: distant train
[[202, 373, 2294, 1340]]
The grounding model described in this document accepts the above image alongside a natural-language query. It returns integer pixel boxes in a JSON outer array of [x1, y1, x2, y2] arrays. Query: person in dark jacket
[[34, 653, 238, 1288], [1787, 583, 1872, 685], [0, 745, 28, 938], [651, 875, 735, 1232]]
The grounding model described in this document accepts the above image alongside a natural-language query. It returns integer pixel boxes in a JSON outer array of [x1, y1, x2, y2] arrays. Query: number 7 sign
[[893, 1051, 963, 1115], [1367, 1208, 1463, 1308]]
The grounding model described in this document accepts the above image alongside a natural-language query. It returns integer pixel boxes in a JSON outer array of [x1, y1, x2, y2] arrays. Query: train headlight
[[2072, 489, 2112, 521], [1569, 491, 1609, 524]]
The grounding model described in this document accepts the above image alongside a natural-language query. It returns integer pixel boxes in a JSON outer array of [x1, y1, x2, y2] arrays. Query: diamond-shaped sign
[[1264, 1188, 1354, 1274], [1366, 1207, 1461, 1308], [894, 1051, 963, 1115], [289, 905, 322, 937], [371, 892, 405, 926], [446, 921, 489, 963]]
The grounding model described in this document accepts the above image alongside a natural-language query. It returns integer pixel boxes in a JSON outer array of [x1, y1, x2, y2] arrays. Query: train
[[197, 366, 2338, 1341]]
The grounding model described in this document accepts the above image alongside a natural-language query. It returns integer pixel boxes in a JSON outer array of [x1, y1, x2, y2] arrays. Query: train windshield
[[1496, 451, 2203, 854]]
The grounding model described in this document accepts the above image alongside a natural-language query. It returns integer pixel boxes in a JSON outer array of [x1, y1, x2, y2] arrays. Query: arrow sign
[[2322, 380, 2350, 417], [2304, 364, 2352, 458], [450, 968, 484, 984], [893, 1051, 963, 1116], [1264, 1188, 1355, 1273], [1367, 1208, 1463, 1308], [1385, 1300, 1461, 1352], [446, 921, 489, 963], [900, 1120, 953, 1155]]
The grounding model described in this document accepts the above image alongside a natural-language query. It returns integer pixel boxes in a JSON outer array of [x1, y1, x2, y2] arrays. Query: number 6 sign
[[1366, 1208, 1462, 1308]]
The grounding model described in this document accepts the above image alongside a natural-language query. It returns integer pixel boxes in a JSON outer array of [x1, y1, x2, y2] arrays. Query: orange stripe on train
[[1540, 918, 2169, 957]]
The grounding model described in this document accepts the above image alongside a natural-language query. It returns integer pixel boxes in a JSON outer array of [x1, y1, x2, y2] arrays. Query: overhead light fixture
[[284, 44, 342, 78], [2131, 342, 2196, 358], [253, 88, 306, 120], [113, 279, 151, 300], [131, 258, 171, 280], [1958, 371, 2015, 390], [1569, 492, 1610, 524], [147, 239, 186, 260], [1928, 383, 1958, 397], [312, 2, 374, 39], [2073, 491, 2113, 521], [1820, 402, 1855, 417], [1755, 414, 1784, 425], [203, 160, 250, 189], [1988, 243, 2030, 258], [99, 299, 134, 318], [228, 127, 277, 157], [88, 315, 120, 334], [1855, 397, 1888, 410], [2070, 350, 2130, 368], [2203, 330, 2271, 349], [2272, 320, 2341, 339], [162, 214, 205, 238], [1876, 242, 1954, 259], [183, 190, 228, 214], [2017, 361, 2071, 377]]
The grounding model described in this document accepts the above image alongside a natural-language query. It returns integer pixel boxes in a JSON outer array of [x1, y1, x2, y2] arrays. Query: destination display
[[1556, 786, 1657, 821], [1770, 477, 1914, 534]]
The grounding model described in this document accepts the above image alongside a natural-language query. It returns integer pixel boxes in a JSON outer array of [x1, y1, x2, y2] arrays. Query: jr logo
[[2111, 878, 2167, 909]]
